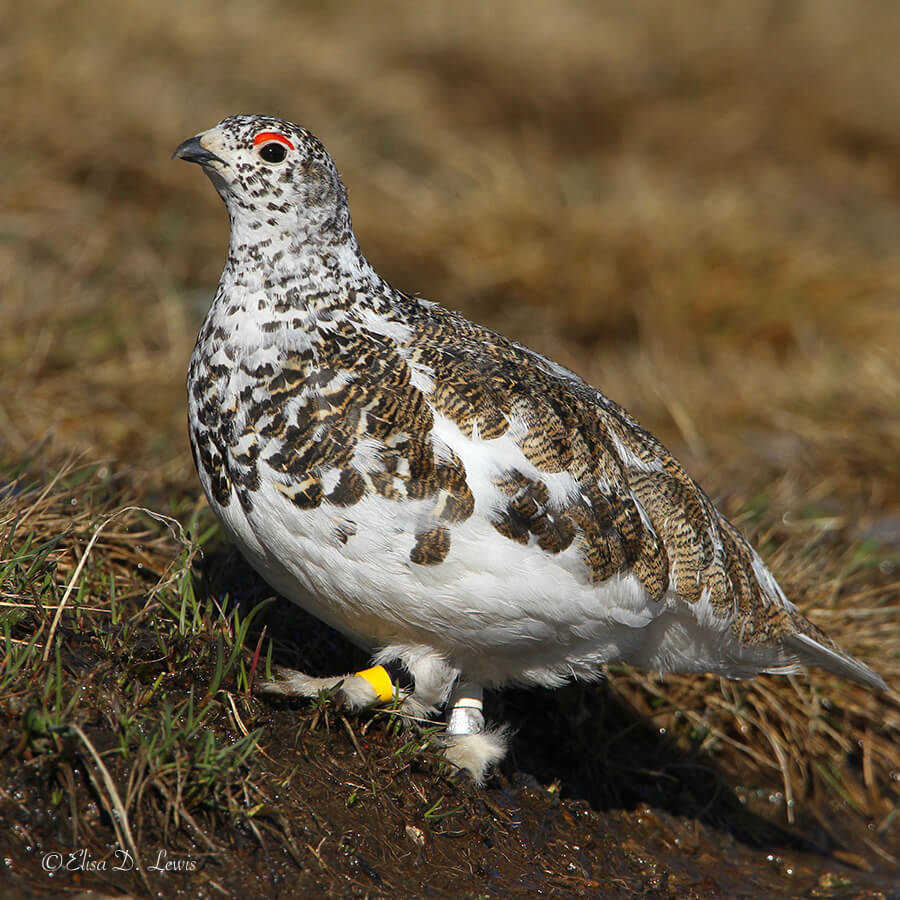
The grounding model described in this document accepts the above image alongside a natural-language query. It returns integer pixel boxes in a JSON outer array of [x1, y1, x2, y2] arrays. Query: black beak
[[172, 136, 225, 166]]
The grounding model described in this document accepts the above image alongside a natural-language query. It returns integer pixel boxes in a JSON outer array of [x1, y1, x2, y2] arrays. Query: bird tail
[[782, 631, 887, 691]]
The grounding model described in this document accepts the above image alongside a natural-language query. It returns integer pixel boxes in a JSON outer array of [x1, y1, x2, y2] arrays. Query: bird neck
[[218, 209, 385, 318]]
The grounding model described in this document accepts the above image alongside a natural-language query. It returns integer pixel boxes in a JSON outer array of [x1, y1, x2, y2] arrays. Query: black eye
[[258, 142, 287, 163]]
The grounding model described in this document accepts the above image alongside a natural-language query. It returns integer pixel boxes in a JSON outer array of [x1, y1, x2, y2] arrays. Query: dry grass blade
[[2, 456, 81, 531], [1, 1, 899, 895], [67, 723, 149, 891], [43, 505, 192, 661]]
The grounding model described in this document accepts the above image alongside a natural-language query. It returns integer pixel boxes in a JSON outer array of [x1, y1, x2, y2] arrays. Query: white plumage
[[175, 115, 886, 781]]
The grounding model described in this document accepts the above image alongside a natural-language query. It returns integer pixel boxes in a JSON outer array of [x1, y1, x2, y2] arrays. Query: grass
[[0, 466, 263, 874], [1, 0, 899, 896]]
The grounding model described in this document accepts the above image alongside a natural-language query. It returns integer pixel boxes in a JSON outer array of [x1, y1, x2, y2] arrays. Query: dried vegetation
[[1, 1, 898, 896]]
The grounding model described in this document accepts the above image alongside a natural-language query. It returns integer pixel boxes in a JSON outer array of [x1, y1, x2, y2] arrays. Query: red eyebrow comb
[[253, 131, 295, 150]]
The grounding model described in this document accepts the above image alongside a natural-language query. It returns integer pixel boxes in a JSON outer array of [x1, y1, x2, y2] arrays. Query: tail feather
[[783, 632, 887, 691]]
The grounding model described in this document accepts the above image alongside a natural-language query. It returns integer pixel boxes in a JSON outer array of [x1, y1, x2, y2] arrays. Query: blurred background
[[2, 1, 899, 888], [3, 0, 898, 511]]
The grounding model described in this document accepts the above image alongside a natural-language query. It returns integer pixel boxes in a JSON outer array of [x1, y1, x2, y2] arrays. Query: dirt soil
[[1, 1, 899, 897], [1, 494, 896, 899]]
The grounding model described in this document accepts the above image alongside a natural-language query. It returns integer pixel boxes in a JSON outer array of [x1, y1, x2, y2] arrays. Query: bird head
[[174, 115, 352, 247]]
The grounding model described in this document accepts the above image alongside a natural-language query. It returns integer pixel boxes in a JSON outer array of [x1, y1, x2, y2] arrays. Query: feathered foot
[[259, 664, 392, 711]]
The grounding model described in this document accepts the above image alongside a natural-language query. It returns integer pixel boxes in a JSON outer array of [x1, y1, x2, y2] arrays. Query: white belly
[[207, 469, 669, 688]]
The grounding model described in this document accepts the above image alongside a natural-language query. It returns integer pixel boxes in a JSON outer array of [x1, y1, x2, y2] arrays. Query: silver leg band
[[446, 681, 484, 735]]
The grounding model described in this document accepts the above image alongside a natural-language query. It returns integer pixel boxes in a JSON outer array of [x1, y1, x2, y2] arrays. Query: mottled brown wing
[[402, 300, 790, 642]]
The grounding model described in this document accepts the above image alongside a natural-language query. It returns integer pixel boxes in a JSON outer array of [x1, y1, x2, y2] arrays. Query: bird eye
[[258, 142, 288, 163]]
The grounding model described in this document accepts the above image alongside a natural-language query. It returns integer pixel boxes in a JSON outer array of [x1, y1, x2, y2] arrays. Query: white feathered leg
[[261, 660, 508, 782], [261, 650, 453, 717], [260, 664, 392, 711], [442, 681, 508, 783]]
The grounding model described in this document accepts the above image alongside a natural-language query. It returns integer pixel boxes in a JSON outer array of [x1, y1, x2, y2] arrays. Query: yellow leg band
[[354, 666, 394, 703]]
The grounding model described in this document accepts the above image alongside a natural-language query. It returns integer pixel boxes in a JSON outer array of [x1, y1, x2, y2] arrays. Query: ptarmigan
[[175, 115, 886, 782]]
